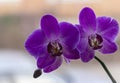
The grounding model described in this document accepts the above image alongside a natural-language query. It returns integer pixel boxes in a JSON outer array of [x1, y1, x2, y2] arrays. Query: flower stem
[[94, 56, 116, 83]]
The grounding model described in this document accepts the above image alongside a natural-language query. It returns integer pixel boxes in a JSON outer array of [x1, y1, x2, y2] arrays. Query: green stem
[[94, 56, 116, 83]]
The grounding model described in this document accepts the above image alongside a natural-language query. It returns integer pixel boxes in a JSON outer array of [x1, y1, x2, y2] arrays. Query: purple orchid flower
[[25, 15, 80, 73], [77, 7, 119, 62]]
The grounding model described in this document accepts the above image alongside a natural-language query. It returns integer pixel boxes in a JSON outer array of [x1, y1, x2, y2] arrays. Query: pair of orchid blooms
[[25, 7, 119, 78]]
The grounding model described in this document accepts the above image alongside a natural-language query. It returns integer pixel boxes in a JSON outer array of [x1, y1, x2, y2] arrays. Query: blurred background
[[0, 0, 120, 83]]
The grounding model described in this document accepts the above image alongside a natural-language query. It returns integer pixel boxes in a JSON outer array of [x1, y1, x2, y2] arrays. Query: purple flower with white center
[[77, 7, 119, 62], [25, 15, 80, 73]]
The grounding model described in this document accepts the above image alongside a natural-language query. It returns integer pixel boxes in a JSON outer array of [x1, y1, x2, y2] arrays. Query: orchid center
[[47, 41, 63, 56], [88, 34, 103, 50]]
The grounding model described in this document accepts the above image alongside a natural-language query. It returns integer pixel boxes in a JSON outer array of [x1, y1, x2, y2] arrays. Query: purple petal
[[79, 7, 96, 33], [43, 56, 62, 73], [76, 25, 88, 52], [77, 38, 88, 53], [25, 29, 47, 58], [75, 25, 87, 38], [96, 16, 119, 41], [41, 15, 60, 39], [59, 22, 80, 49], [80, 46, 95, 62], [63, 48, 80, 59], [99, 39, 117, 54], [37, 53, 56, 69]]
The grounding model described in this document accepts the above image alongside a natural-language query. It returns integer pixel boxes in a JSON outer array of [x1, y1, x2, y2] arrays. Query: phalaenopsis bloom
[[76, 7, 119, 62], [25, 15, 80, 73]]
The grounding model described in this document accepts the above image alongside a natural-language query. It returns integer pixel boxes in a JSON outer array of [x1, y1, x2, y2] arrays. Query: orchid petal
[[97, 16, 119, 41], [81, 46, 94, 62], [43, 56, 62, 73], [79, 7, 96, 34], [99, 39, 117, 54], [41, 15, 60, 39], [59, 22, 79, 49], [25, 29, 47, 58]]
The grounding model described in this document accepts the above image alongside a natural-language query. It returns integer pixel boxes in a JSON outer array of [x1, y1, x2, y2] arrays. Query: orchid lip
[[88, 34, 103, 50], [47, 41, 63, 56]]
